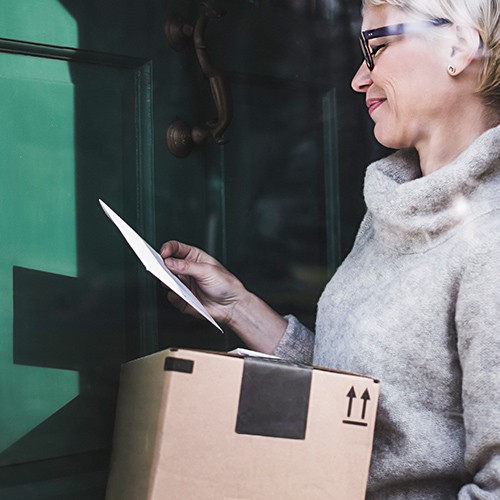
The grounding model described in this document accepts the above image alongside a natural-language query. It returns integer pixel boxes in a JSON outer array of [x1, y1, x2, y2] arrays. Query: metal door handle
[[165, 2, 233, 158]]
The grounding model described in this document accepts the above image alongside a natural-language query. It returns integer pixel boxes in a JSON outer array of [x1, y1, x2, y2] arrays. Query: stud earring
[[448, 65, 457, 75]]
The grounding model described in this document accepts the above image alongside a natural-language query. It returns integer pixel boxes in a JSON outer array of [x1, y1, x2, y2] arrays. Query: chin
[[373, 125, 407, 150]]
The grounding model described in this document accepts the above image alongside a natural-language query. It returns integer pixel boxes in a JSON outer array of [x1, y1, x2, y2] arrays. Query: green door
[[0, 0, 376, 496]]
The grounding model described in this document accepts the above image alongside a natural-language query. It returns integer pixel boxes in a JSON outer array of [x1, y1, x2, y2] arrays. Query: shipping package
[[106, 348, 379, 500]]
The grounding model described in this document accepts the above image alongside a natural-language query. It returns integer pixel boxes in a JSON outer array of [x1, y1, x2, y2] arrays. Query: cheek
[[372, 78, 416, 148], [384, 71, 435, 118], [393, 46, 449, 107], [379, 78, 405, 115]]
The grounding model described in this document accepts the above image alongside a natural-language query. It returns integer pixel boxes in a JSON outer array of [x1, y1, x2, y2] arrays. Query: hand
[[160, 240, 287, 353], [160, 240, 247, 326]]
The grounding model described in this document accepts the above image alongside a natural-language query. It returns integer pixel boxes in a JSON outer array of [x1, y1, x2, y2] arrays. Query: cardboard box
[[106, 348, 379, 500]]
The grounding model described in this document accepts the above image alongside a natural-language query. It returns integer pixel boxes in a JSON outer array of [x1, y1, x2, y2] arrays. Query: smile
[[366, 98, 387, 115]]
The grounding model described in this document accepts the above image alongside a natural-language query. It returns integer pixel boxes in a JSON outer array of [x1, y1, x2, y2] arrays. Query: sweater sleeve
[[272, 315, 315, 364], [456, 234, 500, 499]]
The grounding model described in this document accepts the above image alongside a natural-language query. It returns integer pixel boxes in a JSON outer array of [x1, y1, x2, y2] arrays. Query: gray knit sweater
[[274, 125, 500, 499]]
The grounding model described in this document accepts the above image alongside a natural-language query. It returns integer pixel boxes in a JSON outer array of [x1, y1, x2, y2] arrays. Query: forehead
[[362, 4, 414, 31]]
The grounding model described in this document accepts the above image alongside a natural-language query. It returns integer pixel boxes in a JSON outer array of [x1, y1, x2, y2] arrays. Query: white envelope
[[99, 199, 223, 333]]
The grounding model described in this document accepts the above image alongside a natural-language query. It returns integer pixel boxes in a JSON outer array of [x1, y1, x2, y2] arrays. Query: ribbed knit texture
[[274, 125, 500, 499]]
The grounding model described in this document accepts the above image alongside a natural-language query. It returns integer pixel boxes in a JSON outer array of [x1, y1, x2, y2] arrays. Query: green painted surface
[[0, 0, 77, 47], [0, 46, 142, 471], [0, 0, 154, 494], [0, 52, 79, 452], [323, 88, 342, 277], [222, 81, 329, 331]]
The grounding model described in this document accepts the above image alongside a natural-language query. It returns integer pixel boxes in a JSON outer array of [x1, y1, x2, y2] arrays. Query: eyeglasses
[[359, 18, 452, 70]]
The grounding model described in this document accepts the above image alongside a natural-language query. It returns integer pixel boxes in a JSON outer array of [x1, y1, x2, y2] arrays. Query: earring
[[448, 65, 457, 75]]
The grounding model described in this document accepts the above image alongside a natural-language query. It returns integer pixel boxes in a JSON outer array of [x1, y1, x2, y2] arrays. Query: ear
[[448, 25, 482, 75]]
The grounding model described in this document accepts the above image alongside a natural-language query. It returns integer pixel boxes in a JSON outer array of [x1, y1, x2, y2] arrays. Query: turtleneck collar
[[364, 125, 500, 253]]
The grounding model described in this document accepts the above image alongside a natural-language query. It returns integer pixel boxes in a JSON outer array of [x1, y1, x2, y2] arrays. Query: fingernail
[[165, 258, 176, 268]]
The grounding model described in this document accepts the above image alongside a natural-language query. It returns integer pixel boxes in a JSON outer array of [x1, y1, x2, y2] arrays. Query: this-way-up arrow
[[346, 386, 357, 418], [361, 389, 371, 420]]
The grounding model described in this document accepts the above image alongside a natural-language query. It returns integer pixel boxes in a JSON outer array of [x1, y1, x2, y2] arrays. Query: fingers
[[160, 240, 220, 265], [160, 240, 219, 273], [160, 240, 194, 260], [164, 256, 214, 285]]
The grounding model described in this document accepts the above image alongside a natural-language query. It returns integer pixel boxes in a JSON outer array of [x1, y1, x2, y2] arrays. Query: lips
[[366, 98, 387, 115]]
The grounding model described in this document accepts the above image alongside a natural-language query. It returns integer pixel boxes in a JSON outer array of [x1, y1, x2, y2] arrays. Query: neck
[[416, 103, 499, 176]]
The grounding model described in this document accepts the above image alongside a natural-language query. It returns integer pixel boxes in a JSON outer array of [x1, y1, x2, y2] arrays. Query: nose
[[351, 61, 372, 93]]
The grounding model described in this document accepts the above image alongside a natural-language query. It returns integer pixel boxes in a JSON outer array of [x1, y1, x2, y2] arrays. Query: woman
[[161, 0, 500, 497]]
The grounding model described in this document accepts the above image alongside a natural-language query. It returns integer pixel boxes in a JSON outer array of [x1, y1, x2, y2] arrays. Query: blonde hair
[[362, 0, 500, 108]]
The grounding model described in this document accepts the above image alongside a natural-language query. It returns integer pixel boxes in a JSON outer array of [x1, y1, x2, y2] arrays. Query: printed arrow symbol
[[361, 389, 371, 419], [346, 386, 357, 418]]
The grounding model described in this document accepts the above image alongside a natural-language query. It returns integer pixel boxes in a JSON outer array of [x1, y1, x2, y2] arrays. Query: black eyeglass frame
[[359, 18, 452, 70]]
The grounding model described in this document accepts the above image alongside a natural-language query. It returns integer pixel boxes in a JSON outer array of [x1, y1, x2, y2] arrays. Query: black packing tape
[[235, 358, 312, 440]]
